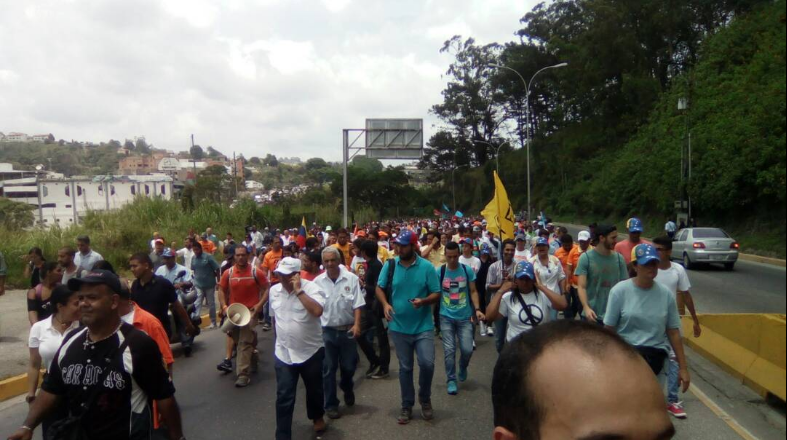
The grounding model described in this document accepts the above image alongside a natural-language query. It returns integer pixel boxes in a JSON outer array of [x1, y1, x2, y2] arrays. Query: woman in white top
[[530, 237, 567, 320], [26, 285, 80, 433], [485, 261, 567, 343]]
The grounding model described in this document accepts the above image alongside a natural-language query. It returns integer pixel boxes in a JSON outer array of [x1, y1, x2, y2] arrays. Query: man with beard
[[376, 230, 441, 425], [576, 225, 628, 324]]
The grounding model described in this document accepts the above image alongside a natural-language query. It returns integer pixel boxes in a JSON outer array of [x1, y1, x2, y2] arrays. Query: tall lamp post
[[488, 62, 568, 222], [473, 140, 509, 174]]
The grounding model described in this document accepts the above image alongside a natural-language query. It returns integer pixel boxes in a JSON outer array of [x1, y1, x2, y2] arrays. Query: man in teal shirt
[[376, 230, 441, 426], [191, 240, 221, 328]]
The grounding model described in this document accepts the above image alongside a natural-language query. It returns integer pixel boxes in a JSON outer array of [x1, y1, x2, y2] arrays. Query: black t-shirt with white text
[[43, 323, 175, 440]]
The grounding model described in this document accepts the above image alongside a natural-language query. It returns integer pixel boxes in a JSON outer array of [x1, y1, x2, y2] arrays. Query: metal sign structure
[[342, 119, 424, 227]]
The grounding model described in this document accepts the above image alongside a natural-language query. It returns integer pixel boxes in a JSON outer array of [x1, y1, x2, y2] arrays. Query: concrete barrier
[[682, 314, 786, 402], [0, 314, 214, 402]]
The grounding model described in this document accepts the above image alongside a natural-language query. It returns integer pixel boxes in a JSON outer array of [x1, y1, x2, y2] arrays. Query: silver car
[[671, 227, 739, 270]]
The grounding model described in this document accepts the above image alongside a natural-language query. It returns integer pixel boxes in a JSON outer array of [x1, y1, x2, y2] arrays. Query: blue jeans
[[389, 330, 435, 409], [322, 327, 359, 410], [667, 353, 680, 403], [275, 348, 325, 440], [440, 315, 474, 383], [194, 285, 216, 325], [494, 318, 507, 353]]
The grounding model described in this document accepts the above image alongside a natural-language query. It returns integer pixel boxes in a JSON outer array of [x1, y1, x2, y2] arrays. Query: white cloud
[[0, 0, 540, 161]]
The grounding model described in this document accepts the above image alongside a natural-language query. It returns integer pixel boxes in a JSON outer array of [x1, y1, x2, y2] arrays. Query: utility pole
[[233, 151, 239, 197]]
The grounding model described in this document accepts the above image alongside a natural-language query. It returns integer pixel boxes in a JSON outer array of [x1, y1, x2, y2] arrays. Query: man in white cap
[[269, 257, 329, 439]]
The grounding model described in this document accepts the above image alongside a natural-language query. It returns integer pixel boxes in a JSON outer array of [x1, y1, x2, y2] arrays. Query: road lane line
[[690, 383, 761, 440]]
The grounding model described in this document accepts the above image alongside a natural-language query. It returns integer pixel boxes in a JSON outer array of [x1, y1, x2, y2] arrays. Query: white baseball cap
[[578, 230, 592, 242], [275, 257, 302, 276]]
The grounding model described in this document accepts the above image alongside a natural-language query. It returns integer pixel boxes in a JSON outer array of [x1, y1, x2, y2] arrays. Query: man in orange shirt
[[332, 228, 353, 267], [118, 285, 175, 431], [564, 231, 592, 320], [615, 218, 651, 272], [259, 236, 284, 331], [199, 233, 217, 255], [218, 246, 269, 387]]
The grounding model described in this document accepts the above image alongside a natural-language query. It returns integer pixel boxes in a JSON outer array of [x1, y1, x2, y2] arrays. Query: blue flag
[[455, 211, 464, 218]]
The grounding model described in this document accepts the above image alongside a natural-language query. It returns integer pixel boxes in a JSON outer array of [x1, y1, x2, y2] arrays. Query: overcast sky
[[0, 0, 539, 162]]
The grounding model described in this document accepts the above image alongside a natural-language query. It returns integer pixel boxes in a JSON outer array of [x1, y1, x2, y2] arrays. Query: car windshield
[[693, 228, 729, 239]]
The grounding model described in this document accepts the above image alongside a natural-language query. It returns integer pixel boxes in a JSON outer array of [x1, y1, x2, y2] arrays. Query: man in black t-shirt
[[7, 269, 186, 440], [358, 240, 390, 379], [128, 253, 196, 338]]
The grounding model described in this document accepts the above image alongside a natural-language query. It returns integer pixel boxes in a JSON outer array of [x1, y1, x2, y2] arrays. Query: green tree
[[263, 154, 279, 167], [190, 145, 205, 160], [0, 198, 35, 230]]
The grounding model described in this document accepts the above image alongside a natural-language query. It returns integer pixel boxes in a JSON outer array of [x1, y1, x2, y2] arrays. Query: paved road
[[1, 324, 784, 440], [561, 224, 787, 314]]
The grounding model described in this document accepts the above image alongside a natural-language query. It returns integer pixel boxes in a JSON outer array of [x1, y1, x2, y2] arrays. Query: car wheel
[[724, 262, 735, 271], [683, 253, 694, 270]]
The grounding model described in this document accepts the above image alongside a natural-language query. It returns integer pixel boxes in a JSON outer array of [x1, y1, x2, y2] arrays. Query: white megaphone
[[220, 303, 252, 334]]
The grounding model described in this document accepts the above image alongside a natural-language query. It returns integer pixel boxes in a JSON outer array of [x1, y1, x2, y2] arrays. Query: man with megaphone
[[218, 246, 270, 388]]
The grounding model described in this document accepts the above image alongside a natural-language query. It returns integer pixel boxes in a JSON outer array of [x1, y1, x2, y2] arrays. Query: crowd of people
[[3, 215, 703, 440]]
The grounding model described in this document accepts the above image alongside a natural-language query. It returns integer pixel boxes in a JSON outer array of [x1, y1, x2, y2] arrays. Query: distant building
[[2, 132, 29, 142], [279, 157, 302, 165], [31, 133, 55, 142], [403, 164, 432, 188], [118, 155, 160, 175], [0, 174, 173, 227], [0, 132, 55, 143], [0, 163, 43, 181]]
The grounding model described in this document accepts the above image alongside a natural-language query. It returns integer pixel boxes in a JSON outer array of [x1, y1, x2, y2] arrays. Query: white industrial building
[[0, 174, 173, 227]]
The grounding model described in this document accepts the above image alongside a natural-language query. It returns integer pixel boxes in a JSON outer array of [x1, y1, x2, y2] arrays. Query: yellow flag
[[481, 171, 515, 240]]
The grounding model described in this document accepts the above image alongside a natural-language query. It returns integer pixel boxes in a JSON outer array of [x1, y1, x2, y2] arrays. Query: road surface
[[561, 224, 786, 314], [1, 323, 784, 440]]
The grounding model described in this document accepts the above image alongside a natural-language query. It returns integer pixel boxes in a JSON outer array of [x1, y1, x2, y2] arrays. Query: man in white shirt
[[458, 238, 482, 274], [73, 235, 103, 274], [155, 249, 195, 356], [176, 238, 195, 272], [664, 218, 678, 239], [653, 236, 701, 419], [514, 234, 531, 264], [251, 226, 265, 253], [269, 257, 328, 438], [57, 247, 81, 284], [313, 247, 365, 420]]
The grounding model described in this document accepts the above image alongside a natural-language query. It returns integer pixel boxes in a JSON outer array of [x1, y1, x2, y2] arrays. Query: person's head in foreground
[[492, 320, 674, 440]]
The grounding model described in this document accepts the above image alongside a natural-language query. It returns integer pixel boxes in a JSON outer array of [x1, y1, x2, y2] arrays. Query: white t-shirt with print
[[529, 255, 566, 309], [499, 290, 552, 342]]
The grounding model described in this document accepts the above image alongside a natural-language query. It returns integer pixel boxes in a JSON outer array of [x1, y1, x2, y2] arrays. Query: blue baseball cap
[[395, 230, 415, 246], [480, 243, 491, 255], [628, 218, 644, 233], [634, 244, 660, 266], [462, 237, 473, 245], [515, 261, 536, 280], [162, 248, 175, 258], [536, 237, 550, 247], [515, 233, 527, 242]]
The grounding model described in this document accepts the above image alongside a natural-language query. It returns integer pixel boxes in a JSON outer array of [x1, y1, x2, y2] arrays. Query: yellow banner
[[480, 171, 515, 240]]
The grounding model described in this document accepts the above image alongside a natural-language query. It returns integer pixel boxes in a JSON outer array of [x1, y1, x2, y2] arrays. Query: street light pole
[[473, 140, 509, 174], [488, 62, 567, 222]]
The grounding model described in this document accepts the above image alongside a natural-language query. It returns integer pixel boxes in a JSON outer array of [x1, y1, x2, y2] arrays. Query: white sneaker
[[479, 322, 488, 336], [486, 327, 495, 337], [207, 323, 217, 330]]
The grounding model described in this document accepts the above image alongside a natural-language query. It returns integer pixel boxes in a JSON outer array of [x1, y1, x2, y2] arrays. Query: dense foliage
[[420, 0, 785, 246]]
